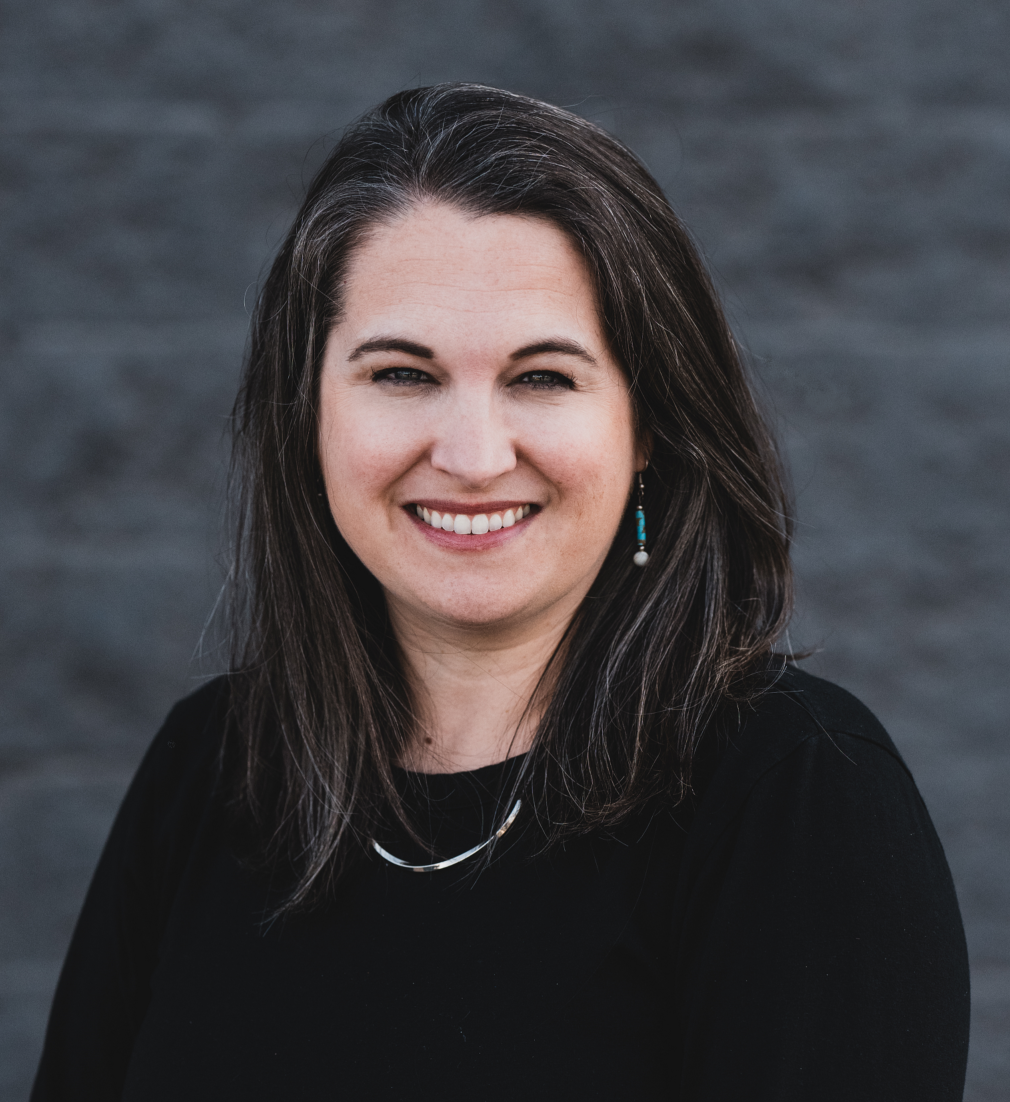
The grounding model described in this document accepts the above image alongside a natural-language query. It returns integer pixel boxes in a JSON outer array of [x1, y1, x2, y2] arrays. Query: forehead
[[336, 203, 603, 343]]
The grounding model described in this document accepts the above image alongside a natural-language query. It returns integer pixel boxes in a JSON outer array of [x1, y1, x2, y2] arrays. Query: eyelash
[[371, 368, 575, 390], [515, 370, 575, 391], [372, 368, 430, 385]]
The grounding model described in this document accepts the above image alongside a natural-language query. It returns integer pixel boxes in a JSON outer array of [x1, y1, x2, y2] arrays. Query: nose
[[428, 388, 517, 488]]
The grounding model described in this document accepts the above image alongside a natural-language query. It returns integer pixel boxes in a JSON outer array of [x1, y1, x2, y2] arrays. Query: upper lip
[[408, 500, 535, 514]]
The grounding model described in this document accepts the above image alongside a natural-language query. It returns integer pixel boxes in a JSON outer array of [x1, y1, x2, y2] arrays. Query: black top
[[32, 667, 970, 1101]]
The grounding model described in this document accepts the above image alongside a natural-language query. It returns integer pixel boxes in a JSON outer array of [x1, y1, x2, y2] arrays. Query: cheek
[[530, 407, 636, 519], [318, 401, 421, 518]]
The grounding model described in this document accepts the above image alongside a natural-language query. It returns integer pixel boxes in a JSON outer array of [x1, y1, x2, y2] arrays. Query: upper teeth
[[415, 504, 532, 533]]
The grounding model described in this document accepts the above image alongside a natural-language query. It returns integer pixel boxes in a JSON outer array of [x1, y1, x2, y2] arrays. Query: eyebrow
[[510, 339, 597, 365], [347, 335, 597, 365], [348, 337, 434, 361]]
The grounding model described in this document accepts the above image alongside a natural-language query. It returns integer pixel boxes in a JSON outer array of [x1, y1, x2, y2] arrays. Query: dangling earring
[[633, 471, 649, 567]]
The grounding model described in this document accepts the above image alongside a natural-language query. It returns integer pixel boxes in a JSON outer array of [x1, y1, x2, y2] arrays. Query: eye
[[373, 367, 434, 386], [513, 370, 575, 391]]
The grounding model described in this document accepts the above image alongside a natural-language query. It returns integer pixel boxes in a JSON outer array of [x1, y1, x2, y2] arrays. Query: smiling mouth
[[411, 503, 534, 535]]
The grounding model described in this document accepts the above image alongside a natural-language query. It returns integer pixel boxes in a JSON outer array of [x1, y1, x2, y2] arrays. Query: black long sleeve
[[33, 668, 970, 1101]]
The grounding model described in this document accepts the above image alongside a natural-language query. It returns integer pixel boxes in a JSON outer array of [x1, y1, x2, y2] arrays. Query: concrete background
[[1, 0, 1007, 1097]]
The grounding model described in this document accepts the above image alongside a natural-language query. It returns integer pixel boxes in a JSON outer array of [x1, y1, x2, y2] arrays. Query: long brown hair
[[228, 83, 792, 911]]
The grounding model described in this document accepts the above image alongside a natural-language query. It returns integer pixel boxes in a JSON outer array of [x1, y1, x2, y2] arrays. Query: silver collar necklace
[[372, 798, 523, 873]]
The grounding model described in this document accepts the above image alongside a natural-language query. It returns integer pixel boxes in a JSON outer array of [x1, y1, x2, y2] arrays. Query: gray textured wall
[[2, 1, 1008, 1098]]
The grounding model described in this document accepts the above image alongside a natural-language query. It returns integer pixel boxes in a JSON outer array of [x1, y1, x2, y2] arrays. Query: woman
[[33, 84, 969, 1101]]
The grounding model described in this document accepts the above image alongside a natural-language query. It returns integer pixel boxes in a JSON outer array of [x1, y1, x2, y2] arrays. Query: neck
[[388, 596, 579, 774]]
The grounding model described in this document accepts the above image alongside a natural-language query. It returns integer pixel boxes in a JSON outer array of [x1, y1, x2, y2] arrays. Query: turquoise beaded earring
[[633, 472, 649, 567]]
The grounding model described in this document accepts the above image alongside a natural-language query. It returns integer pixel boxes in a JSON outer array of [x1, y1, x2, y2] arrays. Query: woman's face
[[319, 202, 644, 636]]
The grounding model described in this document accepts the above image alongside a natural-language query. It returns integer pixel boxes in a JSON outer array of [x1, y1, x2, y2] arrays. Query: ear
[[634, 428, 653, 474]]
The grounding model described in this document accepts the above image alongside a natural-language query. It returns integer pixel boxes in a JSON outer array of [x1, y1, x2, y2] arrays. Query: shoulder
[[156, 674, 232, 756], [740, 661, 898, 758], [116, 675, 233, 851], [679, 665, 962, 942], [718, 664, 913, 797], [141, 674, 231, 785], [765, 664, 896, 741], [689, 665, 924, 859]]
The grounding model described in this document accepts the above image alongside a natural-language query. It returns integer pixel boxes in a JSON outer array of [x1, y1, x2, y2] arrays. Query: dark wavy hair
[[228, 82, 792, 911]]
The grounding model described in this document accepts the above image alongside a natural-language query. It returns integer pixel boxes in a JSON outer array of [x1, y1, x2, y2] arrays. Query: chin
[[411, 576, 547, 630], [428, 595, 531, 629]]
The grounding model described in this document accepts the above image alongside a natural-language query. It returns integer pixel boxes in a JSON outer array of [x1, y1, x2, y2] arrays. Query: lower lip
[[407, 508, 535, 550]]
